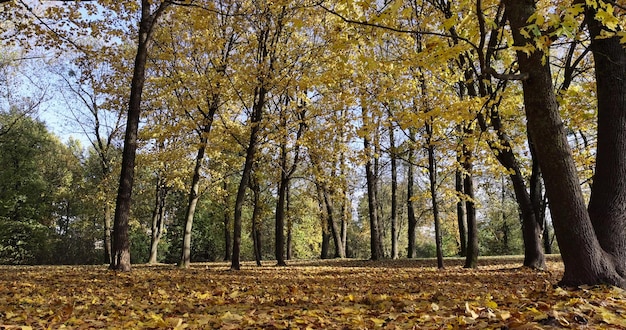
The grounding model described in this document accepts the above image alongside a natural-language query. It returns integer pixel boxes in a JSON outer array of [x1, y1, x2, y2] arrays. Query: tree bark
[[274, 101, 305, 266], [110, 0, 170, 272], [317, 183, 330, 259], [455, 167, 466, 257], [223, 180, 231, 261], [324, 189, 345, 258], [231, 86, 264, 271], [463, 142, 478, 268], [426, 123, 444, 269], [275, 172, 288, 266], [148, 175, 167, 264], [104, 202, 112, 264], [179, 141, 206, 268], [585, 6, 626, 279], [389, 122, 399, 259], [251, 176, 263, 266], [505, 0, 626, 287], [407, 130, 417, 258], [364, 134, 383, 260]]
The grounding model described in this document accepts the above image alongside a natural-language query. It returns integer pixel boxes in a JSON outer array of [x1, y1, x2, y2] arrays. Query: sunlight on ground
[[0, 256, 625, 329]]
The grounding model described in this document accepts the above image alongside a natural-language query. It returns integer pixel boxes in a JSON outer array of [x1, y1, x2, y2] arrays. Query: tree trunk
[[179, 142, 207, 268], [455, 166, 466, 257], [110, 1, 170, 272], [585, 6, 626, 280], [251, 177, 263, 266], [505, 0, 626, 287], [223, 180, 231, 261], [275, 174, 288, 266], [104, 201, 112, 265], [389, 122, 399, 259], [148, 175, 166, 264], [324, 189, 345, 258], [231, 87, 264, 271], [463, 142, 478, 268], [340, 190, 348, 257], [426, 123, 444, 269], [407, 131, 417, 258], [364, 134, 383, 260]]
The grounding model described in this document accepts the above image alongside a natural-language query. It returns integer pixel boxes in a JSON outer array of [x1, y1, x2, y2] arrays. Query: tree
[[272, 94, 307, 265], [0, 110, 83, 264], [232, 2, 289, 270], [55, 54, 124, 265], [110, 0, 172, 272], [504, 0, 626, 287]]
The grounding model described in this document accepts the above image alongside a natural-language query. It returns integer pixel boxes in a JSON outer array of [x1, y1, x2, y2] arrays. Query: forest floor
[[0, 256, 625, 329]]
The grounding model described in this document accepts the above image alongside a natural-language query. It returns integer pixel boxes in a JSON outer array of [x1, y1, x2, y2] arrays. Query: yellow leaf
[[220, 311, 243, 324]]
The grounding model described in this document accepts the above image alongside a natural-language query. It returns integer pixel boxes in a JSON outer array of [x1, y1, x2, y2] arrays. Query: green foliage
[[478, 199, 524, 256], [0, 217, 52, 264]]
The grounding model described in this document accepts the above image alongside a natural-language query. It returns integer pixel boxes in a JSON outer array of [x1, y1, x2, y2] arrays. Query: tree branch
[[484, 67, 528, 81]]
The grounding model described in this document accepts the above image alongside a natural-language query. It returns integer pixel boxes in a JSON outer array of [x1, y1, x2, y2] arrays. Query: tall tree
[[583, 0, 626, 286], [273, 95, 307, 266], [504, 0, 626, 287], [232, 3, 287, 270], [388, 115, 399, 259], [110, 0, 171, 271], [426, 121, 444, 269], [56, 55, 124, 265]]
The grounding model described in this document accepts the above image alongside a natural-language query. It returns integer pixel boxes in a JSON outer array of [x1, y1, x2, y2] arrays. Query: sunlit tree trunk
[[323, 189, 345, 258], [585, 4, 626, 283], [110, 0, 170, 272], [505, 0, 626, 287], [179, 139, 207, 268], [148, 174, 167, 264]]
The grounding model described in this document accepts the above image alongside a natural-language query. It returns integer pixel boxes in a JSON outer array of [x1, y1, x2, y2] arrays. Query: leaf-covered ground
[[0, 256, 625, 329]]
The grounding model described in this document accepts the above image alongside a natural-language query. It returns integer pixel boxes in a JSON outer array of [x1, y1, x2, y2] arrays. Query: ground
[[0, 256, 625, 329]]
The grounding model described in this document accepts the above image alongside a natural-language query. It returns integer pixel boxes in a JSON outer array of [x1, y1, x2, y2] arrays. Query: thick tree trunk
[[110, 1, 170, 272], [505, 0, 626, 287], [585, 8, 626, 280]]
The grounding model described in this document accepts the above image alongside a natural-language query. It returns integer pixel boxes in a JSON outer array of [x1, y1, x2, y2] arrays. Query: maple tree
[[4, 0, 626, 299]]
